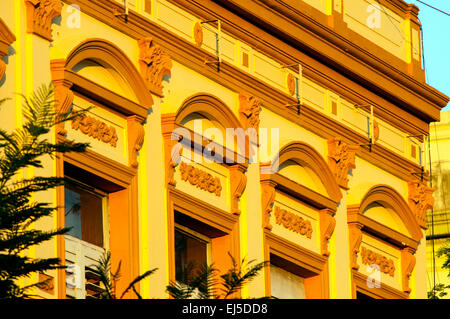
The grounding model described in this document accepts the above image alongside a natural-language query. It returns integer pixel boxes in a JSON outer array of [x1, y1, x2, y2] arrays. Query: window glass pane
[[270, 264, 306, 299], [175, 229, 207, 284], [64, 183, 104, 247]]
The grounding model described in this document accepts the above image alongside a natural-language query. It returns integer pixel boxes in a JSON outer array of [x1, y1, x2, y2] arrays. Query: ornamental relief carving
[[274, 206, 313, 239], [360, 246, 395, 277], [179, 161, 222, 197], [138, 38, 172, 97], [24, 0, 62, 41], [239, 92, 261, 136], [71, 115, 118, 148], [408, 180, 434, 229], [327, 137, 359, 189]]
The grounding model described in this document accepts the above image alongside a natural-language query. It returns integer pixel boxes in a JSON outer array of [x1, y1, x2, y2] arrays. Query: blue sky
[[408, 0, 450, 109]]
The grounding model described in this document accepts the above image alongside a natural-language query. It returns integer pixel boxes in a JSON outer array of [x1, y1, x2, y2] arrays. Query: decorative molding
[[239, 92, 262, 136], [66, 39, 154, 112], [274, 206, 313, 238], [37, 272, 55, 295], [0, 18, 16, 83], [61, 1, 430, 184], [138, 38, 172, 97], [348, 222, 363, 270], [320, 208, 336, 257], [358, 185, 423, 242], [373, 119, 380, 142], [360, 246, 395, 276], [275, 141, 342, 203], [287, 73, 296, 96], [50, 59, 74, 136], [327, 137, 359, 189], [261, 180, 276, 230], [71, 114, 118, 147], [229, 164, 247, 215], [24, 0, 62, 41], [179, 161, 222, 196], [193, 22, 203, 47], [401, 247, 416, 294], [127, 115, 145, 168], [408, 180, 434, 229]]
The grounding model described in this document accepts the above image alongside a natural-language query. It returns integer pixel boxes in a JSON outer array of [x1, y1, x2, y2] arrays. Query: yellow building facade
[[428, 110, 450, 298], [0, 0, 448, 299]]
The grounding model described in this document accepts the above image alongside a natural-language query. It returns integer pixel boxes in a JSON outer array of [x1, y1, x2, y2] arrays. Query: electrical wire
[[416, 0, 450, 17]]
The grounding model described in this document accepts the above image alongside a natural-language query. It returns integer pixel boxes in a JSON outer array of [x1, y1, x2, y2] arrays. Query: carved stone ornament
[[287, 73, 296, 96], [274, 206, 313, 238], [71, 115, 118, 147], [138, 38, 172, 97], [179, 161, 222, 196], [360, 246, 395, 277], [348, 222, 363, 270], [320, 208, 336, 257], [127, 116, 145, 168], [50, 59, 74, 136], [230, 164, 247, 215], [24, 0, 62, 41], [408, 180, 434, 229], [401, 247, 416, 294], [37, 272, 54, 295], [239, 92, 261, 135], [0, 19, 16, 83], [193, 22, 203, 47], [261, 180, 276, 230], [327, 137, 359, 189]]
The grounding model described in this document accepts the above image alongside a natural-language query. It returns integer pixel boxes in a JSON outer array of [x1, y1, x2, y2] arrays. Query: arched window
[[51, 39, 153, 299], [261, 141, 341, 299], [348, 185, 422, 299]]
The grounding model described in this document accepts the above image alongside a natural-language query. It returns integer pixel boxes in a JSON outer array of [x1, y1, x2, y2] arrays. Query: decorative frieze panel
[[408, 180, 434, 229], [179, 161, 222, 197], [71, 115, 118, 147], [273, 206, 313, 239], [24, 0, 62, 41], [138, 38, 172, 97], [360, 246, 395, 277]]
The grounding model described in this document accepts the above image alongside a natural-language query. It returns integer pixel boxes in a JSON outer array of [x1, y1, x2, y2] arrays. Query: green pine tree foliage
[[166, 252, 268, 299], [90, 251, 157, 299], [0, 84, 89, 298]]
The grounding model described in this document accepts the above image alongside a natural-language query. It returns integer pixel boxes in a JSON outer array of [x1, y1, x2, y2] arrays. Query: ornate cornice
[[408, 180, 434, 229], [138, 38, 172, 97], [63, 0, 428, 184], [327, 137, 359, 189], [25, 0, 62, 41]]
